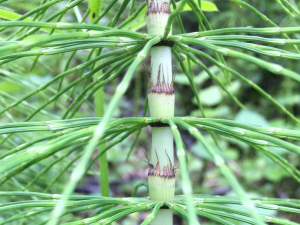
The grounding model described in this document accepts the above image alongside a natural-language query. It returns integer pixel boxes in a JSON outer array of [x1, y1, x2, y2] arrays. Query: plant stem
[[145, 0, 175, 224], [149, 127, 175, 203], [89, 0, 109, 197], [152, 209, 173, 224]]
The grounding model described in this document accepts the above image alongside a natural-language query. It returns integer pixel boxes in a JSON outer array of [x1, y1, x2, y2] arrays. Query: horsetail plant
[[1, 0, 300, 224]]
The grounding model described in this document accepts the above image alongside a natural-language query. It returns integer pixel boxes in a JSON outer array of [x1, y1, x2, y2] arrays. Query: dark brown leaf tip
[[146, 0, 171, 15], [148, 150, 176, 179], [148, 64, 175, 95]]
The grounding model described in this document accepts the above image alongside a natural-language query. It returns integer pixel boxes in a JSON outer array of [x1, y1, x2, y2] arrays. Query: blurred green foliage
[[1, 0, 300, 224]]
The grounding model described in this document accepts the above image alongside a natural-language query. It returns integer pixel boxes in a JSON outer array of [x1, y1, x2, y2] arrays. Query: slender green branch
[[24, 145, 82, 190], [179, 117, 300, 154], [92, 0, 118, 25], [174, 48, 244, 109], [171, 0, 185, 33], [25, 51, 140, 121], [228, 0, 300, 53], [110, 0, 131, 27], [177, 26, 300, 37], [281, 0, 300, 15], [141, 202, 163, 225], [118, 2, 146, 29], [206, 39, 300, 59], [163, 0, 188, 39], [81, 129, 140, 184], [130, 0, 136, 15], [174, 43, 300, 123], [174, 37, 300, 82], [16, 0, 86, 41], [186, 0, 230, 83], [275, 0, 295, 17], [201, 35, 300, 45], [165, 119, 199, 225], [0, 0, 65, 33], [63, 57, 136, 119], [172, 118, 266, 225], [132, 181, 149, 197]]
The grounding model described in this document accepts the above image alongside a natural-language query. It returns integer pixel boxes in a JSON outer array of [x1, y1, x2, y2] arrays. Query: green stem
[[89, 0, 109, 197], [151, 209, 173, 225]]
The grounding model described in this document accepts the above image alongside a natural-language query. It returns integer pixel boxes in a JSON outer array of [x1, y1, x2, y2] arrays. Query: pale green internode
[[149, 47, 173, 88], [148, 176, 175, 201], [151, 127, 174, 167], [148, 128, 175, 202], [148, 46, 175, 118], [148, 93, 175, 117], [150, 209, 173, 224]]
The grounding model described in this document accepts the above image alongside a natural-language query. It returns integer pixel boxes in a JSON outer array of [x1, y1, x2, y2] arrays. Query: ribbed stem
[[148, 46, 174, 118], [151, 209, 173, 225], [146, 1, 174, 224], [89, 0, 109, 197], [149, 127, 175, 202], [151, 127, 174, 168]]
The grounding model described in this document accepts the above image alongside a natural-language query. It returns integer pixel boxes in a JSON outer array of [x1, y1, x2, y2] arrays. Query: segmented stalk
[[145, 0, 175, 224]]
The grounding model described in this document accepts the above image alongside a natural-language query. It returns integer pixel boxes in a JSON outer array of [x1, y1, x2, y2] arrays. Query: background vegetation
[[0, 0, 300, 224]]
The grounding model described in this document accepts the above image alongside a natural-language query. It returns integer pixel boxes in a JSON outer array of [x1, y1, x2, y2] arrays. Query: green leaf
[[198, 85, 223, 106], [234, 109, 269, 127], [0, 9, 28, 21], [176, 65, 219, 87], [191, 141, 233, 161], [265, 164, 288, 182], [242, 158, 265, 183], [171, 0, 218, 12], [0, 82, 21, 93]]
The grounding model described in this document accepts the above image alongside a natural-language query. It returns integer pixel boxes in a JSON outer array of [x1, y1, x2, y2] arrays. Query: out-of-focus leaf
[[0, 9, 32, 21], [191, 105, 231, 118], [175, 66, 212, 85], [234, 109, 269, 127], [198, 85, 222, 106], [191, 141, 233, 161], [267, 146, 288, 155], [265, 164, 288, 182], [242, 158, 266, 183], [128, 18, 146, 31], [226, 80, 241, 94], [278, 94, 300, 106], [0, 82, 21, 93]]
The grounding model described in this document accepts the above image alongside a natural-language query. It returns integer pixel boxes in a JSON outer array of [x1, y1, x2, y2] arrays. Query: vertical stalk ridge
[[146, 0, 175, 224], [89, 0, 109, 197]]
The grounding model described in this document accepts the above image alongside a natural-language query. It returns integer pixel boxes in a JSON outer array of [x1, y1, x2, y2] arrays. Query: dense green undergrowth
[[1, 0, 300, 224]]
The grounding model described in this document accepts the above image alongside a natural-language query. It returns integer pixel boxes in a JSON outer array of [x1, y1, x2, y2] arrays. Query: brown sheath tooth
[[165, 73, 170, 93], [162, 166, 166, 177], [147, 149, 176, 178], [146, 0, 171, 15], [161, 70, 167, 93], [148, 63, 175, 94]]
